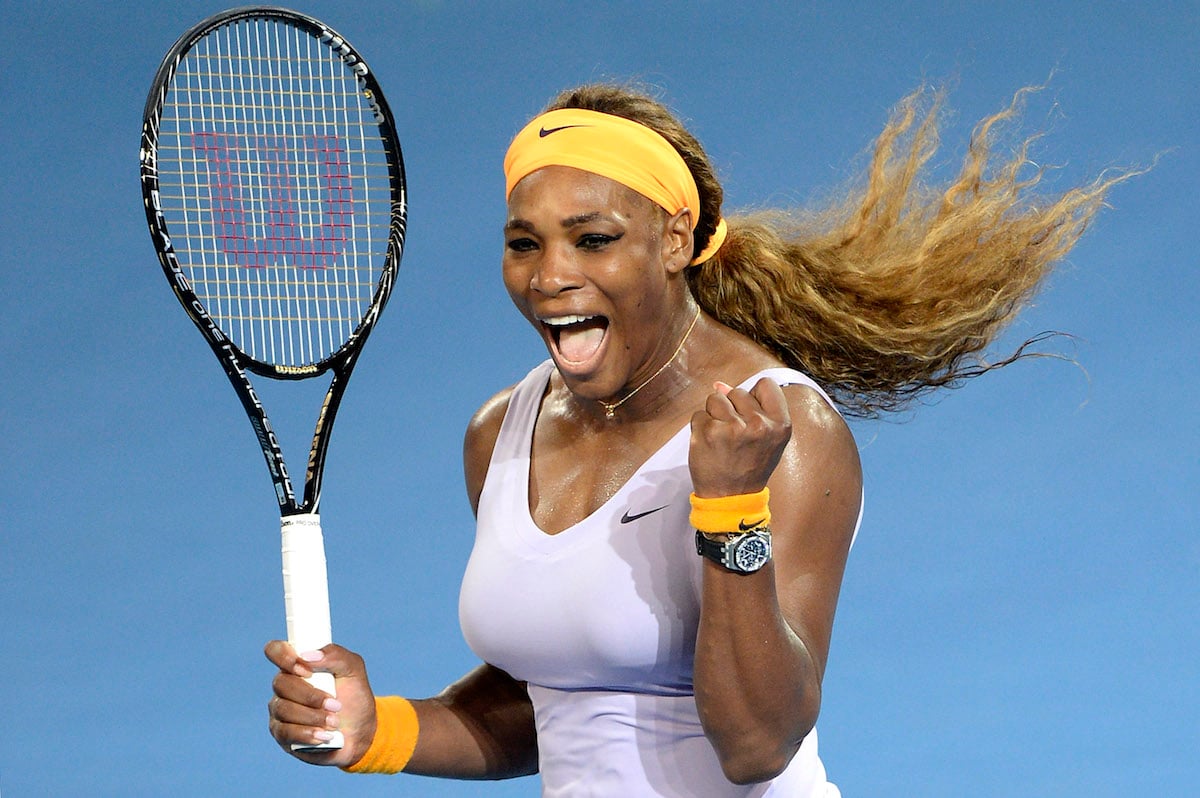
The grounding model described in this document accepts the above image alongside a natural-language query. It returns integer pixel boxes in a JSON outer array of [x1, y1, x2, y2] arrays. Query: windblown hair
[[546, 83, 1133, 417]]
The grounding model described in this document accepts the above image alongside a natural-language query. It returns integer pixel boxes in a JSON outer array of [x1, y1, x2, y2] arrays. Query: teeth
[[542, 315, 595, 326]]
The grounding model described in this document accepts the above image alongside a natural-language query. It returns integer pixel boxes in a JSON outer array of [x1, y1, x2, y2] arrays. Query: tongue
[[558, 320, 605, 363]]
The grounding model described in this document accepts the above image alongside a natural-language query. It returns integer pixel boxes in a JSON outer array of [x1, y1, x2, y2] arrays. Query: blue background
[[1, 1, 1195, 795]]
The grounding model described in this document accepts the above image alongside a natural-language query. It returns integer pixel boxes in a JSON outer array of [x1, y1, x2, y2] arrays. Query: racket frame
[[139, 4, 406, 518]]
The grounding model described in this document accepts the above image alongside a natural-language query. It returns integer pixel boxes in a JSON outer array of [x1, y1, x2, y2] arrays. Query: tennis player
[[266, 82, 1126, 796]]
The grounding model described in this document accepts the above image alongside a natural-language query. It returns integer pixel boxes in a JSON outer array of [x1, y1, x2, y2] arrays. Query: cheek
[[501, 258, 537, 316], [501, 255, 526, 294], [611, 258, 668, 307]]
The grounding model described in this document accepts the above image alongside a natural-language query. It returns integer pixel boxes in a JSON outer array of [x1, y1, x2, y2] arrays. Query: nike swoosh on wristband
[[620, 505, 669, 524], [738, 517, 768, 531], [539, 124, 591, 137]]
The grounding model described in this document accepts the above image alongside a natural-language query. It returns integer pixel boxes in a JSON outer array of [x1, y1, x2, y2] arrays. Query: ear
[[661, 208, 694, 275]]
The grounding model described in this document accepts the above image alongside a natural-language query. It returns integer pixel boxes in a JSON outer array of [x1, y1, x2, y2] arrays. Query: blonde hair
[[546, 83, 1135, 417]]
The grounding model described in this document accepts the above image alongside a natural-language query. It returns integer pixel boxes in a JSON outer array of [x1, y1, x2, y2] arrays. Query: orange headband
[[503, 108, 727, 265]]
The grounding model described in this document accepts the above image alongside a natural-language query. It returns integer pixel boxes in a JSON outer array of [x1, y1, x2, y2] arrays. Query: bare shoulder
[[782, 383, 856, 447], [463, 386, 515, 515], [776, 382, 862, 495], [767, 382, 862, 559], [466, 386, 515, 443]]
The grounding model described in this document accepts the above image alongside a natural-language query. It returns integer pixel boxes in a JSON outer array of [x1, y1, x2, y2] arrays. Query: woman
[[266, 83, 1125, 795]]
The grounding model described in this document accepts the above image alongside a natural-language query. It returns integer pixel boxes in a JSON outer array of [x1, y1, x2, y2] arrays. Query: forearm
[[693, 561, 821, 784], [686, 381, 857, 784], [402, 664, 539, 780]]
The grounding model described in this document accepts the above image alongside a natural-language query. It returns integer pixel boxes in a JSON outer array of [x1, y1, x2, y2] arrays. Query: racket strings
[[156, 16, 392, 368]]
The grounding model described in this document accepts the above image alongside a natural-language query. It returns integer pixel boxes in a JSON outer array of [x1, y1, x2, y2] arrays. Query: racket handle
[[281, 513, 345, 751]]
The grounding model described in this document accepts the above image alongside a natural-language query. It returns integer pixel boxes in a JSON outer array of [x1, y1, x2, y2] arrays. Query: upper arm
[[463, 387, 515, 516], [767, 385, 862, 682]]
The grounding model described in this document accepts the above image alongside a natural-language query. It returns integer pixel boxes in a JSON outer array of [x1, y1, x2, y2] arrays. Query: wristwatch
[[695, 528, 772, 573]]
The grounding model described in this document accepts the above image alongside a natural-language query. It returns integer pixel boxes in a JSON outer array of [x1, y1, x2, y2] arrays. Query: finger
[[712, 385, 771, 433], [710, 378, 771, 418], [269, 717, 343, 752], [269, 691, 341, 730], [264, 639, 314, 678], [303, 643, 366, 680], [273, 641, 365, 679], [264, 639, 295, 668], [272, 669, 339, 708], [721, 381, 790, 432], [747, 378, 790, 423], [720, 385, 760, 417], [703, 386, 739, 423]]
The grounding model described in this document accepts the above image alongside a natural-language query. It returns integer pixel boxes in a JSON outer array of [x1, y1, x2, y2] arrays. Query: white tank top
[[460, 361, 853, 797]]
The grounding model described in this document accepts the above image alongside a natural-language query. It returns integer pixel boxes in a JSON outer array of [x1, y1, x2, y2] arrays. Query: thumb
[[298, 643, 367, 679]]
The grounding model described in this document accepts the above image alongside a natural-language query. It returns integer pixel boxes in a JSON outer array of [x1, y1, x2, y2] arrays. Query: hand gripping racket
[[140, 6, 405, 750]]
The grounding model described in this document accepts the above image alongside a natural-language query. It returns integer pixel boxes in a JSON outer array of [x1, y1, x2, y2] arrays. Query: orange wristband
[[342, 696, 419, 774], [689, 488, 771, 532]]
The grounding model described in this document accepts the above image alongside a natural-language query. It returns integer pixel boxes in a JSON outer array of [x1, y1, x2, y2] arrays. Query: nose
[[529, 244, 583, 297]]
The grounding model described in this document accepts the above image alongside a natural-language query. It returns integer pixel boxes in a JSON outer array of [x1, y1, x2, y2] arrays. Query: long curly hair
[[545, 83, 1135, 417]]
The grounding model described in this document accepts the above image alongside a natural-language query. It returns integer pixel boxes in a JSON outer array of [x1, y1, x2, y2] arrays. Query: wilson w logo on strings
[[191, 132, 354, 269]]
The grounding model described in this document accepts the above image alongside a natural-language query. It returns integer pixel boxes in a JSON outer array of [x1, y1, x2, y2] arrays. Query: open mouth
[[542, 314, 609, 366]]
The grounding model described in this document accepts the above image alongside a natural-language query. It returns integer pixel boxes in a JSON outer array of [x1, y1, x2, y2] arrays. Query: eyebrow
[[503, 218, 535, 234], [560, 212, 605, 228], [504, 212, 608, 235]]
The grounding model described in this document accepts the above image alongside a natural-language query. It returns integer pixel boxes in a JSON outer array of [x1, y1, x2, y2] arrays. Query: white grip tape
[[281, 513, 344, 751]]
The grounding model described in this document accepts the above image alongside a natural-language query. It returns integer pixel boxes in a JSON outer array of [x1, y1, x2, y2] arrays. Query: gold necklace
[[598, 307, 701, 420]]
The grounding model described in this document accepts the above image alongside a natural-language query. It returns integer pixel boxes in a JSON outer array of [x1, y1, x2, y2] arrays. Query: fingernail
[[313, 730, 335, 742], [323, 697, 342, 712], [326, 713, 341, 729], [298, 650, 324, 663]]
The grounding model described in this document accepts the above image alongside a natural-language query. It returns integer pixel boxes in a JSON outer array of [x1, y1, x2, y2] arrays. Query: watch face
[[733, 534, 771, 572]]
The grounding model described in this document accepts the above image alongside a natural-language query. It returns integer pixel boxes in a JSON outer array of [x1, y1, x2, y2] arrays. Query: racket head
[[140, 6, 406, 379]]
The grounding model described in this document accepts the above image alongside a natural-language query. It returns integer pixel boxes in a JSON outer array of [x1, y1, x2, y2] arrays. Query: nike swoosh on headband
[[538, 124, 591, 137], [620, 505, 669, 524]]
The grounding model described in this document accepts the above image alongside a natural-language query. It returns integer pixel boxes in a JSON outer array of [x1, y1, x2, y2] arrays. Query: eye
[[577, 233, 622, 251], [506, 237, 538, 253]]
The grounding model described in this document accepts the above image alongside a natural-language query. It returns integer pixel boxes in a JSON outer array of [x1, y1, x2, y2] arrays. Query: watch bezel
[[731, 531, 771, 571], [695, 528, 772, 573]]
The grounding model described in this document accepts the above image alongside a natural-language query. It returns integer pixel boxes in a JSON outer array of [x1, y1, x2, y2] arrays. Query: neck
[[597, 306, 702, 421]]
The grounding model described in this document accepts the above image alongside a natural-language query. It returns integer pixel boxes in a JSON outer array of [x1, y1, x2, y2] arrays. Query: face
[[503, 165, 694, 402]]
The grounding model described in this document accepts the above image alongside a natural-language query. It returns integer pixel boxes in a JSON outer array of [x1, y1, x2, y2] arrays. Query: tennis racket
[[140, 6, 405, 750]]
